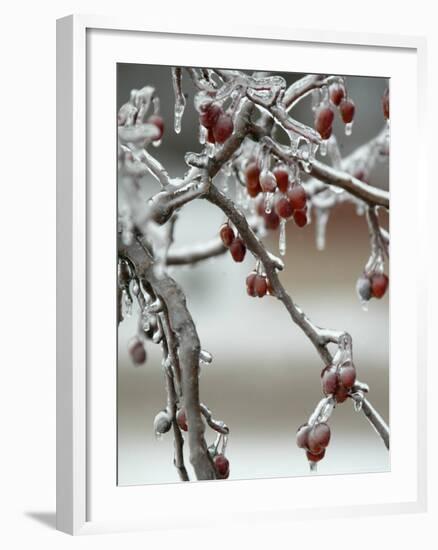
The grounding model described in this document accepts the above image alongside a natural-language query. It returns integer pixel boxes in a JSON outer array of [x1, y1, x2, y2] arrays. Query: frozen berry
[[339, 365, 356, 389], [307, 423, 331, 454], [246, 272, 257, 297], [263, 209, 280, 231], [176, 408, 188, 431], [214, 454, 230, 478], [260, 171, 277, 193], [321, 366, 338, 395], [147, 115, 164, 140], [296, 424, 310, 449], [287, 185, 307, 211], [200, 103, 222, 128], [273, 167, 289, 193], [154, 410, 172, 435], [246, 162, 261, 188], [254, 275, 268, 298], [207, 127, 216, 143], [335, 385, 349, 403], [329, 83, 345, 106], [315, 106, 334, 140], [275, 196, 293, 219], [128, 338, 147, 365], [382, 88, 389, 120], [230, 237, 246, 262], [356, 274, 372, 302], [306, 448, 326, 462], [370, 273, 389, 299], [339, 99, 355, 124], [293, 209, 308, 228], [213, 113, 234, 143], [219, 223, 235, 248]]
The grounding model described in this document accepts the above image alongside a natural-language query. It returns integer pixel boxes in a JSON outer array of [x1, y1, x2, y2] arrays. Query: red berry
[[207, 127, 216, 143], [321, 366, 338, 395], [335, 385, 349, 403], [287, 185, 307, 211], [213, 113, 234, 144], [246, 272, 257, 297], [293, 209, 308, 228], [245, 162, 261, 189], [308, 423, 331, 452], [306, 448, 326, 462], [370, 273, 389, 299], [214, 454, 230, 478], [254, 275, 268, 298], [147, 115, 164, 140], [219, 223, 235, 248], [273, 167, 289, 193], [339, 99, 355, 124], [230, 237, 246, 262], [329, 83, 346, 106], [200, 103, 222, 128], [382, 88, 389, 120], [263, 209, 280, 231], [339, 365, 356, 389], [247, 183, 262, 198], [260, 171, 277, 193], [296, 424, 310, 449], [315, 106, 334, 140], [275, 196, 293, 219], [128, 338, 147, 365], [176, 408, 188, 431]]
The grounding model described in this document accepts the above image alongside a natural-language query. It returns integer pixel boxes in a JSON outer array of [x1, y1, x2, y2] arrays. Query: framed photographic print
[[56, 15, 427, 535]]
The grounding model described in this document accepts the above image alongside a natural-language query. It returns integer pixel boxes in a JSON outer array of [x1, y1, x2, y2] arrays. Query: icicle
[[311, 89, 320, 112], [279, 218, 287, 256], [200, 350, 213, 365], [264, 192, 274, 214], [121, 289, 133, 318], [315, 208, 329, 251], [354, 398, 363, 412], [199, 124, 206, 144], [152, 138, 162, 148], [309, 461, 317, 473], [345, 122, 353, 136], [320, 139, 328, 157], [171, 68, 186, 134]]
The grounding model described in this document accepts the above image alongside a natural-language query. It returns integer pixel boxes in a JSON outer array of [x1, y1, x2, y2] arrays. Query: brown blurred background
[[117, 64, 389, 486]]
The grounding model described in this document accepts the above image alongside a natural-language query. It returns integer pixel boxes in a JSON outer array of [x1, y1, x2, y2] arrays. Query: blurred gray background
[[117, 64, 389, 486]]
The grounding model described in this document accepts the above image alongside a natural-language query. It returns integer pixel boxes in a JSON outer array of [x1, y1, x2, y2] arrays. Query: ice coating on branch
[[345, 122, 353, 136], [171, 68, 186, 134]]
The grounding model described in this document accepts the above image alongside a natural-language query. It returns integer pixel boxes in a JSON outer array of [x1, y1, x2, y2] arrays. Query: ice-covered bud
[[176, 408, 188, 431], [229, 237, 246, 262], [314, 106, 334, 140], [370, 273, 389, 299], [259, 170, 277, 193], [214, 454, 230, 479], [154, 410, 172, 435], [199, 102, 222, 128], [213, 113, 234, 144], [147, 115, 164, 141], [329, 82, 345, 106], [307, 423, 331, 454]]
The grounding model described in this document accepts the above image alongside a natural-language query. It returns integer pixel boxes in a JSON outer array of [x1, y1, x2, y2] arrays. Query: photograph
[[116, 64, 390, 486]]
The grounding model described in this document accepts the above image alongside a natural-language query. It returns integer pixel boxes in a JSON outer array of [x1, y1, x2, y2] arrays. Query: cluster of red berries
[[246, 163, 309, 228], [357, 272, 389, 302], [219, 222, 247, 262], [314, 83, 355, 140], [245, 271, 274, 298], [296, 422, 331, 463], [321, 362, 357, 404], [199, 102, 234, 144]]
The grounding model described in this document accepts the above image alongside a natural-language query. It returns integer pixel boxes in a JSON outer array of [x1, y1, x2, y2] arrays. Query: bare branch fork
[[118, 68, 390, 481]]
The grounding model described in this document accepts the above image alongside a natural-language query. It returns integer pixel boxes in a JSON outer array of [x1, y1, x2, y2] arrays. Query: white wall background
[[0, 1, 436, 549]]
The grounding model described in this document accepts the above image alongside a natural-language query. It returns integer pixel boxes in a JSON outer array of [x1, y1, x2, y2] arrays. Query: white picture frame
[[56, 14, 427, 535]]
